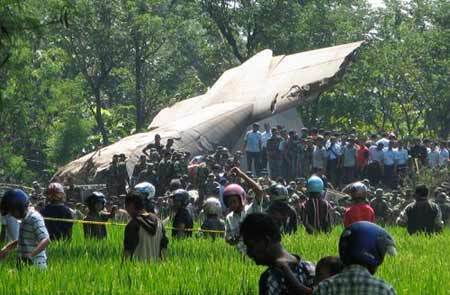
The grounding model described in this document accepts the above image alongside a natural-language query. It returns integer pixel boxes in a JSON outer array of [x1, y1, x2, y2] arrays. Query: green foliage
[[46, 111, 93, 166], [300, 0, 449, 138], [1, 0, 448, 184], [0, 225, 449, 294]]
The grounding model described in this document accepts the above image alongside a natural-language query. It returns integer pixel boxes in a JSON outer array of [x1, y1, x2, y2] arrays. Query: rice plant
[[0, 225, 448, 294]]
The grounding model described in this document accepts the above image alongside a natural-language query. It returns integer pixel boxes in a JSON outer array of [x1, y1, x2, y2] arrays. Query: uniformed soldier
[[370, 188, 392, 225]]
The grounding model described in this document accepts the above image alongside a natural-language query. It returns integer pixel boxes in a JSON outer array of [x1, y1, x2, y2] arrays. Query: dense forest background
[[0, 0, 448, 183]]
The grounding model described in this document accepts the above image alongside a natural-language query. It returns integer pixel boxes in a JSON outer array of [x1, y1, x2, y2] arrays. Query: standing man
[[427, 142, 440, 170], [438, 141, 449, 170], [356, 139, 369, 180], [368, 143, 384, 186], [397, 184, 443, 235], [260, 123, 272, 172], [286, 130, 300, 180], [326, 137, 341, 187], [383, 141, 396, 189], [118, 154, 130, 196], [395, 140, 409, 186], [312, 137, 327, 175], [243, 123, 262, 176], [342, 138, 357, 185], [267, 128, 283, 179], [142, 134, 163, 156]]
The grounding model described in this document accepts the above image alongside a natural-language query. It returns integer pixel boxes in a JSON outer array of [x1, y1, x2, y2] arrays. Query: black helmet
[[85, 191, 106, 209], [1, 189, 29, 216], [268, 184, 289, 202], [171, 189, 190, 207]]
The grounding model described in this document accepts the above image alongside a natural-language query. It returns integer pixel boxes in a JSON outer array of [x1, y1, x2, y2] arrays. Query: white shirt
[[439, 148, 449, 167], [1, 215, 20, 242], [383, 149, 396, 166], [376, 138, 390, 149], [428, 149, 440, 168], [261, 131, 272, 149], [395, 149, 409, 165], [313, 146, 327, 169], [369, 146, 384, 163], [327, 143, 342, 160]]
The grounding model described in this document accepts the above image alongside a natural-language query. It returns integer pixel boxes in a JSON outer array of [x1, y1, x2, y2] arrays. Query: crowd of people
[[0, 126, 449, 294]]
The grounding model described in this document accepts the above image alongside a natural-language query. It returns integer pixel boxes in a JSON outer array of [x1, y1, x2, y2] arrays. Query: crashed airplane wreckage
[[54, 41, 364, 183]]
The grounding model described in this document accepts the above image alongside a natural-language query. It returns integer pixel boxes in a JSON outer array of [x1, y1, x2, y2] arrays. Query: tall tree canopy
[[0, 0, 448, 183]]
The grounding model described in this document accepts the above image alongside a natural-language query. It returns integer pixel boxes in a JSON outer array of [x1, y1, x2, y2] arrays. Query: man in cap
[[370, 188, 392, 225]]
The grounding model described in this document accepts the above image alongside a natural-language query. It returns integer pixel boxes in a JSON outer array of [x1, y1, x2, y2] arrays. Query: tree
[[60, 0, 127, 145]]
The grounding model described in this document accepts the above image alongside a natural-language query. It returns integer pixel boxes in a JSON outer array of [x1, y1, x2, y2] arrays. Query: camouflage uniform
[[370, 189, 391, 224], [435, 193, 450, 225]]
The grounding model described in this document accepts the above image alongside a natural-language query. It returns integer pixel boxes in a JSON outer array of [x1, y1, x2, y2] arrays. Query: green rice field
[[0, 225, 449, 294]]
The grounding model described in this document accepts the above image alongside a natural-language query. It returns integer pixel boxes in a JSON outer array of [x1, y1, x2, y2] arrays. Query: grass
[[0, 225, 449, 294]]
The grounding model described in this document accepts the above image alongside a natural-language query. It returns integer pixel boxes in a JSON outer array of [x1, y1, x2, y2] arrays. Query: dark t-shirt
[[201, 217, 225, 238], [41, 203, 73, 240], [83, 212, 110, 239], [172, 208, 193, 238]]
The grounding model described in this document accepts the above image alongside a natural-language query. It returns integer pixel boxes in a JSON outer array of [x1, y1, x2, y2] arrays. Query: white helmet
[[135, 182, 156, 200], [203, 197, 222, 216], [349, 182, 368, 199]]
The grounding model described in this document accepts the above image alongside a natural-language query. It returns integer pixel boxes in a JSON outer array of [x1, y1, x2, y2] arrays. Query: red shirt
[[356, 145, 369, 168], [344, 203, 375, 228]]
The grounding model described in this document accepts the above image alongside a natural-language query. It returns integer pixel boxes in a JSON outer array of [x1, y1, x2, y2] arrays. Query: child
[[314, 221, 397, 294], [240, 213, 315, 295], [41, 182, 73, 241], [343, 182, 375, 228], [223, 167, 264, 251], [314, 256, 343, 286], [83, 192, 116, 239], [0, 189, 50, 269], [200, 197, 225, 239], [123, 191, 168, 262]]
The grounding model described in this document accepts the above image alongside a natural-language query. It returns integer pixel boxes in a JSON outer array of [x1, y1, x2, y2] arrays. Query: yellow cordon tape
[[43, 217, 226, 234]]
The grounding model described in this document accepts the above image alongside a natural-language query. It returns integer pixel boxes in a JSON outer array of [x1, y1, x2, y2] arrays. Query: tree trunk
[[93, 86, 109, 145], [134, 38, 145, 131]]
